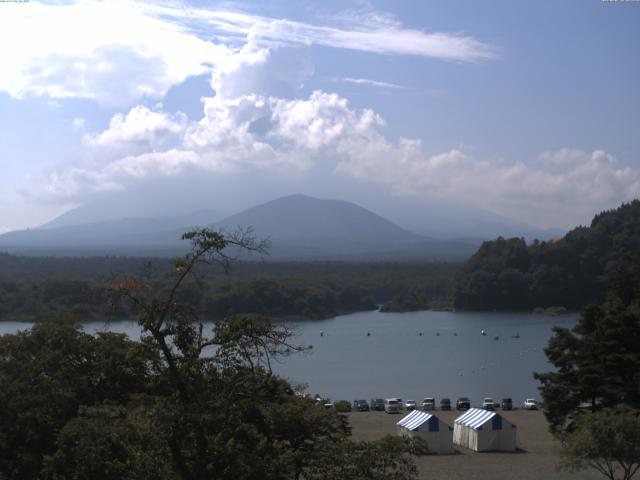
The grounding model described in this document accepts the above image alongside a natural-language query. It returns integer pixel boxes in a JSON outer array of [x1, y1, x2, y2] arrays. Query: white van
[[384, 398, 401, 413]]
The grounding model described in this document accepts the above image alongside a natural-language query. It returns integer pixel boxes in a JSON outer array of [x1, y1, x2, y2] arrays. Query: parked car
[[501, 398, 513, 410], [384, 398, 401, 414], [456, 397, 471, 410], [370, 398, 385, 411], [524, 398, 538, 410], [421, 397, 436, 410], [482, 397, 495, 410], [353, 399, 370, 411], [440, 398, 452, 410], [405, 400, 417, 411]]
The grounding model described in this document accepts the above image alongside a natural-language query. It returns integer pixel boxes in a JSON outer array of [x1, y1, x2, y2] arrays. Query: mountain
[[373, 198, 565, 241], [0, 208, 224, 256], [216, 194, 419, 245], [453, 200, 640, 310], [214, 194, 479, 260], [0, 194, 480, 259]]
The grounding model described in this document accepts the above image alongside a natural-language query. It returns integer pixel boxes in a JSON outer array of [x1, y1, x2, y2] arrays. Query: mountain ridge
[[0, 193, 546, 260]]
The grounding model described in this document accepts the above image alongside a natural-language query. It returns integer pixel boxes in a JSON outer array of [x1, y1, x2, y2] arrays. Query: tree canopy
[[454, 200, 640, 311], [534, 256, 640, 434], [0, 229, 424, 480], [558, 405, 640, 480]]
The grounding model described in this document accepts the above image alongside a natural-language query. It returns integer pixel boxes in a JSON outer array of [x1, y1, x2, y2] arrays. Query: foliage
[[0, 228, 424, 479], [534, 256, 640, 434], [42, 403, 172, 480], [0, 254, 457, 322], [379, 294, 430, 313], [453, 200, 640, 310], [0, 320, 158, 478], [305, 435, 426, 480], [205, 278, 376, 319], [559, 406, 640, 480], [333, 400, 353, 412]]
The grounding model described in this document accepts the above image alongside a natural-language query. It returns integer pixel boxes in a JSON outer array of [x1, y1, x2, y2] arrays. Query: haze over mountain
[[216, 194, 419, 245], [0, 194, 497, 259]]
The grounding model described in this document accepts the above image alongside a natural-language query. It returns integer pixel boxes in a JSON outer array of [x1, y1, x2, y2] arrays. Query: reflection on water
[[0, 310, 577, 406]]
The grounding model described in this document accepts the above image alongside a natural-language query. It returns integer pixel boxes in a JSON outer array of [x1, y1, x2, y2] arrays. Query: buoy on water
[[367, 332, 371, 337], [481, 330, 487, 336]]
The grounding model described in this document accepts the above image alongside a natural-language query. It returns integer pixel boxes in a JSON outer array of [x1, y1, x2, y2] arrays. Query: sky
[[0, 0, 638, 234]]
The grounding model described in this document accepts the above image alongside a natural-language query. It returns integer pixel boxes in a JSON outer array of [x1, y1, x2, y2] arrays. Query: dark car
[[370, 398, 385, 411], [440, 398, 452, 410], [353, 399, 370, 411], [501, 398, 513, 410], [456, 397, 471, 410]]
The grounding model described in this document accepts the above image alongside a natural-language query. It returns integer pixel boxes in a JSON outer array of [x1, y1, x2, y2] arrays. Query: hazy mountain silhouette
[[0, 194, 524, 260], [216, 194, 420, 244]]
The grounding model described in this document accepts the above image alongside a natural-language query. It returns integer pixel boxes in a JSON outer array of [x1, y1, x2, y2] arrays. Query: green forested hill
[[453, 200, 640, 310]]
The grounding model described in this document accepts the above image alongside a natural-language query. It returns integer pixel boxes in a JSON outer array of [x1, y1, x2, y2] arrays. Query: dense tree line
[[0, 229, 424, 480], [0, 255, 457, 322], [453, 201, 640, 310]]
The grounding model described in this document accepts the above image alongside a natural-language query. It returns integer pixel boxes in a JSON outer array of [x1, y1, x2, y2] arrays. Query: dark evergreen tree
[[534, 256, 640, 434]]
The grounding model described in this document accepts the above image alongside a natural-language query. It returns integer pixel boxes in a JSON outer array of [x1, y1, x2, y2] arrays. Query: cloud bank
[[4, 1, 637, 230], [36, 85, 639, 228], [0, 1, 494, 107]]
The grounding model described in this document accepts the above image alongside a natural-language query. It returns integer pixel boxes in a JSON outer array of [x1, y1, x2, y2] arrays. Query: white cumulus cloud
[[83, 106, 186, 150], [0, 1, 229, 106], [34, 82, 640, 229], [0, 1, 495, 107]]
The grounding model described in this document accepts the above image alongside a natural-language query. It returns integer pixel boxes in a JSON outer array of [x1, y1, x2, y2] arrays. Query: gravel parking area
[[347, 409, 602, 480]]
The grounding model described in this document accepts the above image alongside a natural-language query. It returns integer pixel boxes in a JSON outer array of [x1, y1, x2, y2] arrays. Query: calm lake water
[[0, 310, 578, 406]]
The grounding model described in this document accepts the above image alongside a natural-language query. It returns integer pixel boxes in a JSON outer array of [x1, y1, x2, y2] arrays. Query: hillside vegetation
[[0, 257, 455, 322], [453, 200, 640, 310]]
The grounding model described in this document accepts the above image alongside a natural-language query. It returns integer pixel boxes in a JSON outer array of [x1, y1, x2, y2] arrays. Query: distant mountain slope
[[0, 209, 223, 256], [216, 194, 421, 245], [453, 200, 640, 310], [0, 218, 185, 254], [0, 194, 479, 260]]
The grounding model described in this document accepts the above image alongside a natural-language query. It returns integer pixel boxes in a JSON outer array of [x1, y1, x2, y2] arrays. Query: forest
[[0, 230, 426, 480], [1, 201, 639, 322], [0, 256, 456, 322], [452, 200, 640, 311]]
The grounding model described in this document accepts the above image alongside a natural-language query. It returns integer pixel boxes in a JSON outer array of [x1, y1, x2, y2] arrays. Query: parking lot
[[347, 409, 602, 480]]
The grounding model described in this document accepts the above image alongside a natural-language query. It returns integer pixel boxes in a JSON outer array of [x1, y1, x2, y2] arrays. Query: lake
[[0, 310, 578, 407]]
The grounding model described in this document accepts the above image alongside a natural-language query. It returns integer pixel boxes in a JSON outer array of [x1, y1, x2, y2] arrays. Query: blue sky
[[0, 0, 638, 233]]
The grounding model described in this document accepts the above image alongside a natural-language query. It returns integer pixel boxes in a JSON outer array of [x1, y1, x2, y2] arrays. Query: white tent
[[396, 410, 454, 454], [453, 408, 516, 452]]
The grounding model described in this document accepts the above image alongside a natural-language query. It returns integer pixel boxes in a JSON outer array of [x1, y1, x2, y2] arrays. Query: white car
[[523, 398, 538, 410], [421, 397, 436, 410], [482, 397, 495, 410], [405, 400, 417, 411], [384, 398, 401, 413]]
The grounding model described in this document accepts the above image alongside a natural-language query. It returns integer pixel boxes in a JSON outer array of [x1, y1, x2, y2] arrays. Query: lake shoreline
[[0, 306, 580, 325]]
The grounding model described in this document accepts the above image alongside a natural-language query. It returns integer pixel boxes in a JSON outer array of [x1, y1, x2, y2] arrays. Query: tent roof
[[397, 410, 433, 431], [454, 408, 499, 430]]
